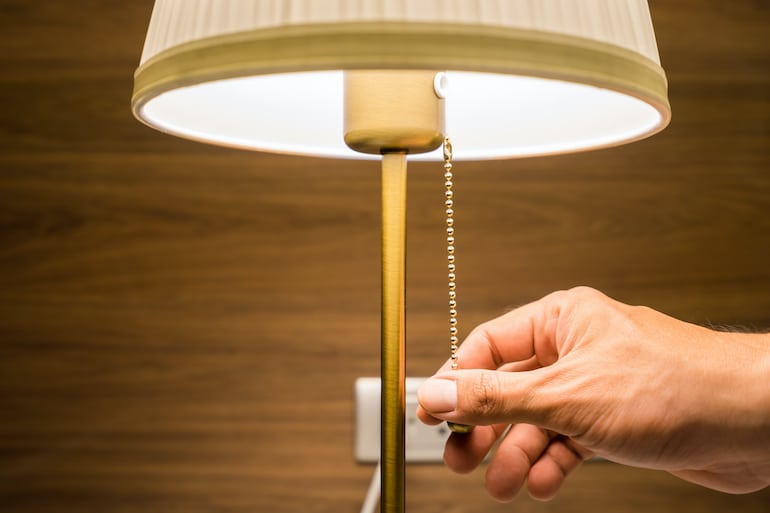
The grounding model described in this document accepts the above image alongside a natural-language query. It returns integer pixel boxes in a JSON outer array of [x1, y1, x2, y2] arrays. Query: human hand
[[417, 287, 770, 501]]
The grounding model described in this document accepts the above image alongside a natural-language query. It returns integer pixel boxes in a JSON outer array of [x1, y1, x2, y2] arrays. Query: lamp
[[132, 1, 670, 511]]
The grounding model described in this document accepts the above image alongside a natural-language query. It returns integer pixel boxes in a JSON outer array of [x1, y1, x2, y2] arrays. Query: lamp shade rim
[[132, 21, 671, 159]]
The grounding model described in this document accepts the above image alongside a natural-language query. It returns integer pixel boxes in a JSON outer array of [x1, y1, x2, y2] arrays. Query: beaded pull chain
[[443, 138, 459, 370], [443, 137, 473, 435]]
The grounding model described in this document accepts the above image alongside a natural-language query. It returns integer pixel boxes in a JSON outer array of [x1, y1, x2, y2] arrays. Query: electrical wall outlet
[[355, 377, 450, 463]]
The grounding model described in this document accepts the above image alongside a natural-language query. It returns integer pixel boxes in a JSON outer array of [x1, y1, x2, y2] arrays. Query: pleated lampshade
[[132, 0, 670, 160]]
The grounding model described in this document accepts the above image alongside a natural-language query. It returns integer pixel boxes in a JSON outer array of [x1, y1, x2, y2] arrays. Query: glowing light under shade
[[139, 71, 663, 160]]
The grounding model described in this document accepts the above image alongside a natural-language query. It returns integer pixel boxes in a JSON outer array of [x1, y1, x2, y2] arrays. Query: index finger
[[454, 292, 565, 372]]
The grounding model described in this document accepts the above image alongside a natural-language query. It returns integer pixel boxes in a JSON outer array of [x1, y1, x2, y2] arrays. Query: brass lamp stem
[[381, 152, 407, 513], [344, 70, 444, 513]]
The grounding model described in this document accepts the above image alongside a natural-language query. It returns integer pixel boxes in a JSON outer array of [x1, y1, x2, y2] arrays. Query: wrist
[[753, 334, 770, 426], [723, 332, 770, 444], [677, 330, 770, 492], [745, 333, 770, 486]]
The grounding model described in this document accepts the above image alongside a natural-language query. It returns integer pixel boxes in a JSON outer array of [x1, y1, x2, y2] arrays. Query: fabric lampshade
[[132, 0, 670, 160]]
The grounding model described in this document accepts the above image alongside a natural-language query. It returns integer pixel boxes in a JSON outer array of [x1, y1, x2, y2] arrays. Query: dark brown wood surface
[[1, 1, 769, 512]]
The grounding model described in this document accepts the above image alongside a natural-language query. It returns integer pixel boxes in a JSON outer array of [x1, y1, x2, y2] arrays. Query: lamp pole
[[344, 70, 446, 513], [380, 152, 408, 513]]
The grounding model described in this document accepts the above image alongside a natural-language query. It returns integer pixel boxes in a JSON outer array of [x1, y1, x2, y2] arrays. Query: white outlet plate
[[355, 377, 450, 463]]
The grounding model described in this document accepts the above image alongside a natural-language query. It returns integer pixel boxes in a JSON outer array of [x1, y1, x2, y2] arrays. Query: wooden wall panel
[[0, 1, 768, 512]]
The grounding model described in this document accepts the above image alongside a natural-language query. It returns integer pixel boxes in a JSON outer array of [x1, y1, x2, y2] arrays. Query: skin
[[417, 287, 770, 502]]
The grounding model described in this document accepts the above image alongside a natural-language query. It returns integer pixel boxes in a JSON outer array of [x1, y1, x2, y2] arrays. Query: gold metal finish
[[343, 69, 444, 513], [381, 152, 407, 513], [444, 138, 460, 371], [447, 422, 474, 434], [443, 138, 474, 436], [344, 70, 444, 155]]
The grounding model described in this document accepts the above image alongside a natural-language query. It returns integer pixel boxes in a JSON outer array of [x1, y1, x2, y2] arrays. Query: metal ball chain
[[443, 138, 474, 435], [443, 138, 459, 371]]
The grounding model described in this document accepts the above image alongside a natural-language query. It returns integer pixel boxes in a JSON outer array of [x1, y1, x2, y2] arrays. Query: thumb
[[418, 368, 563, 431]]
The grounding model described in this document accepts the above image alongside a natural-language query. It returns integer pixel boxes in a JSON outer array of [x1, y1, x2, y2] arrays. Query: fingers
[[453, 297, 561, 372], [419, 288, 616, 432], [443, 422, 592, 503], [443, 424, 510, 474], [416, 356, 543, 426], [416, 287, 613, 502], [418, 368, 563, 432], [416, 377, 459, 425], [525, 437, 592, 500], [484, 423, 552, 501], [454, 287, 613, 373]]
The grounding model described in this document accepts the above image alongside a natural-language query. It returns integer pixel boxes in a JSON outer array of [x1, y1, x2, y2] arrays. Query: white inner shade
[[139, 70, 662, 160]]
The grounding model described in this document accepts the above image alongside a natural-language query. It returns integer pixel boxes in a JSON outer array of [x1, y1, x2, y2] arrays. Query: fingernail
[[418, 378, 457, 414]]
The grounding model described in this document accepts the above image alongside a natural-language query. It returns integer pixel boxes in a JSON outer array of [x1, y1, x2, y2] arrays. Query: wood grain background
[[1, 1, 768, 512]]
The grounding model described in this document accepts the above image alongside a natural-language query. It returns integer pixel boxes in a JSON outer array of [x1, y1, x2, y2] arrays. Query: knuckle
[[465, 323, 504, 368], [566, 286, 603, 302], [467, 371, 503, 419], [544, 287, 604, 315], [552, 286, 611, 322]]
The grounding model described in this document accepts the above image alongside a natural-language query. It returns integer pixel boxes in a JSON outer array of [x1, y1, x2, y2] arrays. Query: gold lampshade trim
[[132, 21, 671, 127]]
